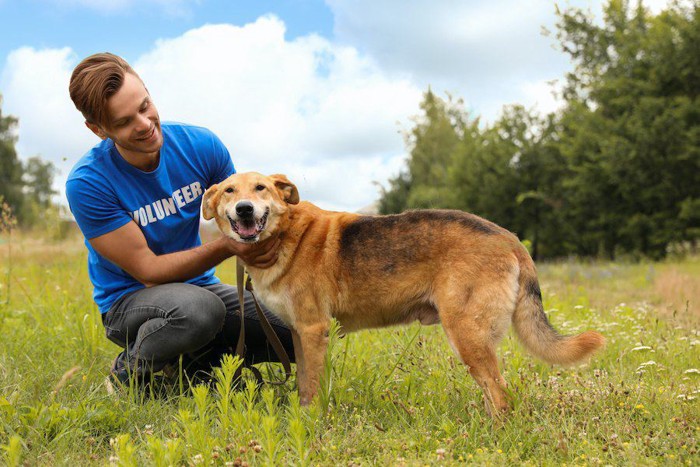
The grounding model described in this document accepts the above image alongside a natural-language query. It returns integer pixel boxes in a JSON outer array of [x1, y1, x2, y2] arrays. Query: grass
[[0, 232, 698, 466]]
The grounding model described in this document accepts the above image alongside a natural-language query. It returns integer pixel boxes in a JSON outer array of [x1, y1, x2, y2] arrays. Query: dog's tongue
[[238, 222, 258, 238]]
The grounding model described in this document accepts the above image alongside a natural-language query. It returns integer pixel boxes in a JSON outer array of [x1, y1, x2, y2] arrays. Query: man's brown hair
[[69, 52, 140, 128]]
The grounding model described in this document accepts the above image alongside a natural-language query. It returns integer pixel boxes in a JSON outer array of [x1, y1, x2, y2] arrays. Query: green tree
[[0, 95, 24, 218], [555, 0, 700, 258], [406, 90, 467, 209], [23, 156, 57, 209], [0, 93, 59, 227], [379, 0, 698, 259], [379, 90, 462, 213]]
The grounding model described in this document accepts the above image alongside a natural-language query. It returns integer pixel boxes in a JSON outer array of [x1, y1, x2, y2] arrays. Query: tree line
[[1, 96, 57, 229], [379, 0, 699, 260]]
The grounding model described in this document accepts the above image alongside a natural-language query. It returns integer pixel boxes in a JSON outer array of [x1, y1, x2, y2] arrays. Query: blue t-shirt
[[66, 122, 235, 313]]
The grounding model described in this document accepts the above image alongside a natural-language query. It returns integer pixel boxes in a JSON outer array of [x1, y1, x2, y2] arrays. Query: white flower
[[631, 346, 652, 352], [636, 361, 657, 373], [684, 369, 700, 375], [677, 394, 696, 401]]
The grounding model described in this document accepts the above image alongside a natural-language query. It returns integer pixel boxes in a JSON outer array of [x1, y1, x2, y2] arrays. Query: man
[[66, 52, 294, 388]]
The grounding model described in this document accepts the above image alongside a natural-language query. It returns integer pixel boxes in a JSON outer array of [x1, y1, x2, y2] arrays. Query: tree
[[0, 93, 59, 227], [379, 0, 698, 259], [555, 0, 700, 258], [23, 156, 57, 209], [0, 95, 24, 218]]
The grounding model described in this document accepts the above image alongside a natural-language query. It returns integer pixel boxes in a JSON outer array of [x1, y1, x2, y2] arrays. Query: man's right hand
[[226, 232, 282, 269]]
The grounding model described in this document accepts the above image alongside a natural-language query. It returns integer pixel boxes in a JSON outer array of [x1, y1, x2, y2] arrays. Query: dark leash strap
[[235, 258, 292, 385]]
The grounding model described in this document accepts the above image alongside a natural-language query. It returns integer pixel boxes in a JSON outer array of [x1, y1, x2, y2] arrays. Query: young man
[[66, 52, 294, 387]]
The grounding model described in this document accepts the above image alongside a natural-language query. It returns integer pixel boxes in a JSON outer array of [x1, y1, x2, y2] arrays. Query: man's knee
[[172, 286, 227, 343]]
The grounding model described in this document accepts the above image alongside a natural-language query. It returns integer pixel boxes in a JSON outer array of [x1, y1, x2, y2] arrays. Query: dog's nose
[[236, 201, 254, 217]]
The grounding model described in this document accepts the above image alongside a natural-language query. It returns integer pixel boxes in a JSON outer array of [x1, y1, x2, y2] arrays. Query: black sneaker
[[107, 351, 171, 398], [109, 350, 134, 386], [108, 351, 155, 387]]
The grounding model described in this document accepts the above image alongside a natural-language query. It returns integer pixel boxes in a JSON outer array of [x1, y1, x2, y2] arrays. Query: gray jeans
[[101, 282, 295, 373]]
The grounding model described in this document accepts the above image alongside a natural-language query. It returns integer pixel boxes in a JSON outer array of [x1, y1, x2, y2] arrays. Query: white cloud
[[326, 0, 672, 119], [520, 78, 564, 116], [327, 0, 567, 118], [133, 17, 420, 209], [0, 16, 421, 212]]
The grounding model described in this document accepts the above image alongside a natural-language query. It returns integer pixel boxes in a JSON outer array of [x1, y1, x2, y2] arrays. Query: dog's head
[[202, 172, 299, 243]]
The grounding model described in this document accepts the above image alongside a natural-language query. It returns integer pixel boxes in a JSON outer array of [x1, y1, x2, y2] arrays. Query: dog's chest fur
[[251, 273, 297, 327]]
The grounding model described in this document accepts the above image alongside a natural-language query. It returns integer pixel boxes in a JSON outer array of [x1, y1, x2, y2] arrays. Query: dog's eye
[[255, 185, 266, 191], [225, 187, 234, 194]]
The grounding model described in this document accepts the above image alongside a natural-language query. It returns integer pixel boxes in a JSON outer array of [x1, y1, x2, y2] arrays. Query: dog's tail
[[512, 247, 604, 365]]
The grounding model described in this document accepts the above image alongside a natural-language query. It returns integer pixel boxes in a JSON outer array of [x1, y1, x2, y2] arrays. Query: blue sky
[[0, 0, 671, 212], [0, 0, 334, 63]]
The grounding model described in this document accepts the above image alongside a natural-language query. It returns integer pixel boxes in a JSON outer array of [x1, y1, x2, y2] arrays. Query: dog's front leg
[[291, 328, 306, 395], [294, 321, 330, 406]]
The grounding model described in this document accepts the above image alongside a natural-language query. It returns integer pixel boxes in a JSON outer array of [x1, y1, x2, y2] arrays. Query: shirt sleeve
[[207, 131, 236, 187], [66, 176, 133, 240]]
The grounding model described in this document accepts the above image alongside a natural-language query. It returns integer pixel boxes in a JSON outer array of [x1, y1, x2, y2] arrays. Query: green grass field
[[1, 233, 698, 466]]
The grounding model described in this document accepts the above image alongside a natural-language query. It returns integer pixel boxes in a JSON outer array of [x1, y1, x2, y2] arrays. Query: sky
[[0, 0, 672, 212]]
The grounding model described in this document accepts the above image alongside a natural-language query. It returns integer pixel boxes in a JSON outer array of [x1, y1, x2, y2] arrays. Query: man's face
[[91, 72, 163, 156]]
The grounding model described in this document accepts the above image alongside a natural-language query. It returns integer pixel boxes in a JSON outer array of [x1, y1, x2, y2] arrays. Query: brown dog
[[202, 172, 604, 416]]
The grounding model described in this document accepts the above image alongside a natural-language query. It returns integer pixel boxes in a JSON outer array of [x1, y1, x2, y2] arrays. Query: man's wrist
[[212, 235, 239, 257]]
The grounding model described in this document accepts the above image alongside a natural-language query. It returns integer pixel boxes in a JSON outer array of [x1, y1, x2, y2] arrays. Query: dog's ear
[[270, 174, 299, 205], [201, 183, 220, 220]]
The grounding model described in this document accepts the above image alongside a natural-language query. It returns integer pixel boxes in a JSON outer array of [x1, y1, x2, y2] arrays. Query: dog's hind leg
[[436, 276, 518, 418], [445, 326, 510, 418]]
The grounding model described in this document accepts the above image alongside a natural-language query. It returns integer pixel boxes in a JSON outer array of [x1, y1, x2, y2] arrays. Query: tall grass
[[0, 233, 698, 465]]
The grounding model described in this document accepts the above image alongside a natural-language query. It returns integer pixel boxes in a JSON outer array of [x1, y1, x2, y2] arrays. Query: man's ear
[[201, 184, 220, 220], [85, 121, 107, 140], [270, 174, 299, 205]]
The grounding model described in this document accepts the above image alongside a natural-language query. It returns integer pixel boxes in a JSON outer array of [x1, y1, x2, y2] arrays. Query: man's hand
[[227, 232, 281, 268]]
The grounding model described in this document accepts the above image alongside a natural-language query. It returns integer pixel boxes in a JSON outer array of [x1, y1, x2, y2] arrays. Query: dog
[[202, 172, 604, 417]]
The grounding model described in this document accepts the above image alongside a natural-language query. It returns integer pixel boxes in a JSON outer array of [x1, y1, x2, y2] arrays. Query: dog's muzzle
[[228, 203, 269, 242]]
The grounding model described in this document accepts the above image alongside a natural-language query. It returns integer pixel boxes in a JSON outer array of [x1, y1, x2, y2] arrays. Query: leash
[[234, 258, 293, 385]]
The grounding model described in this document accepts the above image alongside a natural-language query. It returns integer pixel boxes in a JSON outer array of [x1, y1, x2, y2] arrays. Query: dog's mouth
[[228, 208, 269, 242]]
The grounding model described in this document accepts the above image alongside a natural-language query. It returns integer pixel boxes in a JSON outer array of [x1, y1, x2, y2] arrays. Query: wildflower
[[631, 346, 652, 352], [436, 448, 446, 460], [636, 361, 657, 373], [635, 404, 644, 410], [684, 369, 700, 375]]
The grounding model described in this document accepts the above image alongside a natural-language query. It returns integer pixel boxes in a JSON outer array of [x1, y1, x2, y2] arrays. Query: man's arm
[[89, 221, 279, 287]]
